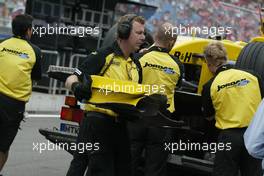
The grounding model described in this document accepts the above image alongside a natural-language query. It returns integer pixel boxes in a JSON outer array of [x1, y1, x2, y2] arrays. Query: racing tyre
[[235, 42, 264, 80]]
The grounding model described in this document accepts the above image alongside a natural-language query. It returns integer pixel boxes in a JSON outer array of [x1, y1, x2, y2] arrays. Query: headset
[[117, 14, 137, 39]]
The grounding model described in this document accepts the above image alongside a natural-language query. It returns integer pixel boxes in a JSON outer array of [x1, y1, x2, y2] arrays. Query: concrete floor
[[2, 117, 72, 176]]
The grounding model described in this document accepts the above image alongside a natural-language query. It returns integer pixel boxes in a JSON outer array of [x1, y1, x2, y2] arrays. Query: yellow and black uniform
[[74, 42, 139, 117], [0, 36, 42, 101], [202, 65, 263, 176], [0, 36, 42, 152], [129, 46, 183, 176], [67, 42, 139, 176], [202, 65, 264, 129], [137, 46, 183, 112]]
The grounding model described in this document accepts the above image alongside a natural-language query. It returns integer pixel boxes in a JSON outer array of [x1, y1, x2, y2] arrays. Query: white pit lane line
[[25, 113, 60, 118]]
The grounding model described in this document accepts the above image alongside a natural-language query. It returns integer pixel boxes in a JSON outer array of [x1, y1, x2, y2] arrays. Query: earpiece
[[117, 14, 137, 39]]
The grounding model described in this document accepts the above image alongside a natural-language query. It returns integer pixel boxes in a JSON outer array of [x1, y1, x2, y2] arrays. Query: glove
[[71, 76, 92, 102], [148, 94, 168, 111], [136, 94, 168, 117]]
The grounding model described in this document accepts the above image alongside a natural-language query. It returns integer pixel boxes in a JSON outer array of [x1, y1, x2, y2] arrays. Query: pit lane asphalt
[[2, 115, 209, 176], [2, 116, 72, 176]]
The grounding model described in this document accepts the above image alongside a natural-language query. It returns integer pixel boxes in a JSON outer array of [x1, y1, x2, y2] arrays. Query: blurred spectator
[[145, 0, 261, 42], [0, 0, 260, 42], [0, 0, 25, 28]]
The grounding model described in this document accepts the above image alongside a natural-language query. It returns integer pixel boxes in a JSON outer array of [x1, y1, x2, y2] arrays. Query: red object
[[60, 107, 84, 123], [65, 96, 78, 107]]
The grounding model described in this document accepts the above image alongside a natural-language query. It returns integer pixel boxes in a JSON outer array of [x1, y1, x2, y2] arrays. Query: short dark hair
[[155, 22, 177, 44], [12, 14, 33, 37]]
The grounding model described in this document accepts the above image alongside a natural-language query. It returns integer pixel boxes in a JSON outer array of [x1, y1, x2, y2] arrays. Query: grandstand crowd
[[121, 0, 263, 42], [0, 0, 263, 42]]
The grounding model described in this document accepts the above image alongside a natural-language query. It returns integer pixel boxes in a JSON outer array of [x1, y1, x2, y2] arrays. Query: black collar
[[112, 41, 124, 56], [13, 35, 28, 41], [112, 41, 135, 58], [148, 46, 169, 53], [215, 64, 233, 75]]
